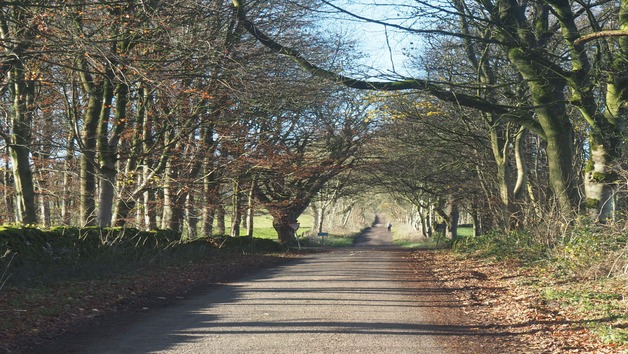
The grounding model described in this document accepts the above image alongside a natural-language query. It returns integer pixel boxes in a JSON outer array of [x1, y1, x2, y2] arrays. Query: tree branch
[[319, 0, 501, 45], [231, 0, 521, 116], [574, 30, 628, 46]]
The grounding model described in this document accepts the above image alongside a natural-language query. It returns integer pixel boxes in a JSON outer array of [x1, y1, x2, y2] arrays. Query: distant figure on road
[[387, 223, 392, 231]]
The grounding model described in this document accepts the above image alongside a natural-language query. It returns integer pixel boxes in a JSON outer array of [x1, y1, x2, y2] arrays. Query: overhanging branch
[[574, 30, 628, 46], [231, 0, 518, 116]]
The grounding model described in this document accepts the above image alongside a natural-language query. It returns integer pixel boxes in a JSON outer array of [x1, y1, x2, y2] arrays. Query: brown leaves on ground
[[411, 250, 627, 354], [0, 253, 294, 353]]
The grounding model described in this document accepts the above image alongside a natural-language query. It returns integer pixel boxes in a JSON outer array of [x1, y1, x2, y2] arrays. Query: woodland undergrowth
[[453, 215, 628, 348]]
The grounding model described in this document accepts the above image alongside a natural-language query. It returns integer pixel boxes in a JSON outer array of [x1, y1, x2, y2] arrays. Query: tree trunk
[[94, 75, 114, 227], [9, 143, 36, 224], [162, 158, 185, 231], [201, 125, 220, 237], [97, 165, 116, 227], [38, 186, 50, 228], [487, 120, 527, 230], [268, 209, 300, 244], [61, 84, 78, 226], [580, 18, 627, 221], [230, 178, 241, 237], [489, 120, 512, 230], [79, 139, 98, 226], [265, 200, 310, 244], [61, 151, 73, 225], [246, 177, 257, 238], [216, 204, 226, 235], [512, 127, 528, 226], [513, 128, 528, 200], [509, 55, 577, 215], [114, 197, 135, 227], [274, 222, 297, 244], [418, 205, 429, 237], [201, 181, 217, 236], [2, 153, 14, 223], [310, 204, 319, 235], [112, 154, 137, 227], [161, 160, 173, 230], [496, 9, 579, 216], [143, 186, 158, 230], [317, 204, 327, 234], [471, 208, 481, 237], [185, 191, 198, 239], [114, 84, 150, 227], [435, 195, 459, 239], [341, 205, 353, 227], [584, 142, 615, 221], [542, 118, 577, 216], [8, 66, 37, 224], [445, 196, 459, 239], [78, 68, 104, 227], [168, 199, 185, 232], [563, 0, 626, 222], [141, 87, 158, 231], [98, 82, 128, 227], [201, 207, 215, 236]]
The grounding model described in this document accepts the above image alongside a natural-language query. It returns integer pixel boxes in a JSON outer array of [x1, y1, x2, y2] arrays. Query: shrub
[[453, 217, 628, 280], [548, 220, 628, 279], [0, 226, 186, 268], [453, 228, 547, 262]]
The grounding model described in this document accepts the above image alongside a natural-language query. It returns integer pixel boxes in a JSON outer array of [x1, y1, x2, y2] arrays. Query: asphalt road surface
[[54, 223, 502, 353]]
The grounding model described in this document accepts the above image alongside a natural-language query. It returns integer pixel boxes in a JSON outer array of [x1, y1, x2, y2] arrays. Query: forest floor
[[417, 251, 627, 353], [1, 240, 626, 353]]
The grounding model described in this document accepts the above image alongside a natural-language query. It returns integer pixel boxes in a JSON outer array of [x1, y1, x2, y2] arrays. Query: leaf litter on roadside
[[411, 250, 627, 353]]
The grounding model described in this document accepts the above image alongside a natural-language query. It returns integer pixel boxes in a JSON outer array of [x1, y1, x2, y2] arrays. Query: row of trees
[[2, 0, 626, 243], [233, 0, 628, 237], [0, 1, 373, 243]]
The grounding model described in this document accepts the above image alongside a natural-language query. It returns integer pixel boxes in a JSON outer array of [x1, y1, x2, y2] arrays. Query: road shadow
[[26, 219, 567, 354], [353, 217, 396, 249]]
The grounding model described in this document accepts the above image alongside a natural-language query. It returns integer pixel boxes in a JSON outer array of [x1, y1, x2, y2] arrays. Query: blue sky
[[316, 1, 420, 79]]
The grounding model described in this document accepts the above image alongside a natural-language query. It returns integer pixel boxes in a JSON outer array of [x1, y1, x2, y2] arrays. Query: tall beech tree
[[0, 1, 47, 224], [53, 0, 245, 230], [64, 3, 128, 226]]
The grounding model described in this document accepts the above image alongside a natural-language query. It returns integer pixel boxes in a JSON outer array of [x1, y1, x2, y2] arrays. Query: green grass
[[304, 234, 356, 247], [211, 211, 365, 247], [457, 225, 474, 237], [218, 213, 314, 241], [252, 227, 279, 240], [541, 281, 628, 346], [390, 224, 475, 249], [393, 238, 447, 248]]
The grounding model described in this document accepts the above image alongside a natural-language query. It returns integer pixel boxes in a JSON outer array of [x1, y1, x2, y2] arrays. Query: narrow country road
[[43, 222, 509, 353]]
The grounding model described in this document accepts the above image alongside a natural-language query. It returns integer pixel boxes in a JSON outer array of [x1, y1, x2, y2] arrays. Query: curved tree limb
[[319, 0, 502, 45], [573, 30, 628, 46], [231, 0, 544, 136]]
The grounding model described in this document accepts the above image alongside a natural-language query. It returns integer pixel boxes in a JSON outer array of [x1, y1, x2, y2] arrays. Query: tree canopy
[[0, 0, 627, 244], [232, 0, 628, 230]]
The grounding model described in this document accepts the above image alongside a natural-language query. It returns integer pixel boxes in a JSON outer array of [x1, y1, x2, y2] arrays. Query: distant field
[[217, 212, 314, 240], [392, 223, 474, 248], [216, 211, 365, 246]]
